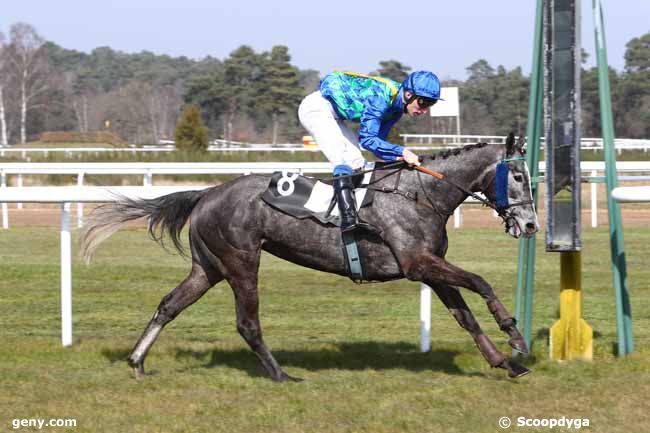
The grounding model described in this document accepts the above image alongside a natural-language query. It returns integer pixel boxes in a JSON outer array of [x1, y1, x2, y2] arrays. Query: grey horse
[[81, 134, 539, 381]]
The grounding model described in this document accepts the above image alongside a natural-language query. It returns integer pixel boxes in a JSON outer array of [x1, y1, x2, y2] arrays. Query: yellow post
[[550, 251, 593, 360]]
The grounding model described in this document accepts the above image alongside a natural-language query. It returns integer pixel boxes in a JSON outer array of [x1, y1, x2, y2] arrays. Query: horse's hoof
[[275, 372, 303, 383], [127, 358, 145, 379], [132, 366, 146, 379], [509, 337, 529, 355], [500, 359, 532, 379]]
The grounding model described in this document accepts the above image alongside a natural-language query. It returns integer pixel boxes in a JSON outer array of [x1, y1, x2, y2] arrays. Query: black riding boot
[[333, 175, 381, 235]]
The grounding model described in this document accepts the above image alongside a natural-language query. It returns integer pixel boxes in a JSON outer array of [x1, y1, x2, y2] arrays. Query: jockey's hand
[[399, 149, 421, 166]]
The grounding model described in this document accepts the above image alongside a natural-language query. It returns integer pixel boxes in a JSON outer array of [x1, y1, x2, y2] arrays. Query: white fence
[[2, 135, 649, 158], [0, 146, 174, 158], [611, 186, 650, 203], [0, 145, 322, 158], [0, 186, 208, 346], [2, 161, 650, 230], [400, 134, 650, 152], [0, 162, 331, 229]]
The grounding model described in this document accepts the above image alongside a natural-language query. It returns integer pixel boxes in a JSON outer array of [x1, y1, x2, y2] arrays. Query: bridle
[[492, 155, 535, 211], [414, 155, 534, 229]]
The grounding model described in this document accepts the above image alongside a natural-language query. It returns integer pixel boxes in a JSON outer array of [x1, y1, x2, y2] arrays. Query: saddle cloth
[[261, 163, 375, 227]]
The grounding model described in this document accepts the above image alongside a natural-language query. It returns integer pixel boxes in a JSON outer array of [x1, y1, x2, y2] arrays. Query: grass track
[[1, 226, 649, 432]]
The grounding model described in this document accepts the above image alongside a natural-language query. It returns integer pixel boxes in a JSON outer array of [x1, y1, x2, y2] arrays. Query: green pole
[[593, 0, 634, 356], [521, 72, 543, 353], [515, 0, 544, 355]]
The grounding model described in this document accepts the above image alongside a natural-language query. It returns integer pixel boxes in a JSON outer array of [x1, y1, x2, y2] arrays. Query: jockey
[[298, 70, 442, 235]]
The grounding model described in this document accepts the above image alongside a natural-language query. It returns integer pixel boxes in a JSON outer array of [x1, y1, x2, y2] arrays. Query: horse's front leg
[[404, 254, 528, 355], [431, 283, 531, 378], [486, 298, 528, 355]]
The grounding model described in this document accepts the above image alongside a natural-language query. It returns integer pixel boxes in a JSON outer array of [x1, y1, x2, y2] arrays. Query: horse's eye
[[513, 174, 524, 182]]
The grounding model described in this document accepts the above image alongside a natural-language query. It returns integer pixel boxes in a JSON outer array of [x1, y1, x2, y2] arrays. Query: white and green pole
[[514, 0, 544, 355], [593, 0, 634, 356]]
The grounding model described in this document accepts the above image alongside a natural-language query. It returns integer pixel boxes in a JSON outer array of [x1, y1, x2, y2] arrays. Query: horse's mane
[[426, 142, 491, 161]]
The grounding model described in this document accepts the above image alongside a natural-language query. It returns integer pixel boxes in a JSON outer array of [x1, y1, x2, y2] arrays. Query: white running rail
[[0, 185, 209, 347], [2, 161, 650, 229], [611, 186, 650, 203]]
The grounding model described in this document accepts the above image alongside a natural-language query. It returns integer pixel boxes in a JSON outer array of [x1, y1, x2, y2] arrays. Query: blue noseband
[[495, 156, 527, 210]]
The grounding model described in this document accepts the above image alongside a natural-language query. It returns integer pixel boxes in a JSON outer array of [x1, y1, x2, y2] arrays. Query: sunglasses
[[416, 96, 438, 108]]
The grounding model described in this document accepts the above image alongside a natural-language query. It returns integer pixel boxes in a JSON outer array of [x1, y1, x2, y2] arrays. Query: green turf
[[0, 226, 648, 432]]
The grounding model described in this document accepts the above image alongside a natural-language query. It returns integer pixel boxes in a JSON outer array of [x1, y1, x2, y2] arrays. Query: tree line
[[0, 22, 648, 147]]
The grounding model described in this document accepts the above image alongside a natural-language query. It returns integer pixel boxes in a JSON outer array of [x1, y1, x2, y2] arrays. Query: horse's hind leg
[[221, 251, 299, 382], [127, 263, 222, 378], [431, 284, 531, 378]]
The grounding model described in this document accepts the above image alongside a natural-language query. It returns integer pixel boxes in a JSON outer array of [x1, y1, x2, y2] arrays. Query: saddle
[[262, 164, 381, 283], [261, 164, 376, 227]]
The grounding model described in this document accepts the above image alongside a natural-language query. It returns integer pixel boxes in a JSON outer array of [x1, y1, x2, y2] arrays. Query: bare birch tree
[[146, 84, 183, 143], [6, 23, 49, 144], [0, 31, 8, 146], [60, 71, 90, 132]]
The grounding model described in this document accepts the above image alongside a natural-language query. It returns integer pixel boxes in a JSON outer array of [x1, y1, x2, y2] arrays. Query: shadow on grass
[[174, 341, 484, 378], [102, 348, 131, 363]]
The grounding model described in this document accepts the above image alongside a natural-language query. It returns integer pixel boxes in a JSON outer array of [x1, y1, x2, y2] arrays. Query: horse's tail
[[80, 189, 210, 263]]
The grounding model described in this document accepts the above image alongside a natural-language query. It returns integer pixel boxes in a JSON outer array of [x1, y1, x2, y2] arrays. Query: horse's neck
[[452, 149, 501, 191], [422, 147, 501, 212]]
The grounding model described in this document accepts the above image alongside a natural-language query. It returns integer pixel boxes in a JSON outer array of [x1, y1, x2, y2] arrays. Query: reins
[[320, 161, 407, 183], [413, 165, 504, 215], [321, 158, 532, 220], [320, 161, 417, 200], [414, 158, 534, 218]]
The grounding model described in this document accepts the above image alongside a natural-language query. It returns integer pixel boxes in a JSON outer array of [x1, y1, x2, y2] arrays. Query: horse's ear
[[506, 132, 515, 156], [516, 135, 526, 155]]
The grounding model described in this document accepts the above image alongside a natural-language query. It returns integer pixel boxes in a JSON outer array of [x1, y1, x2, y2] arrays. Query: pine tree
[[621, 32, 650, 138], [373, 60, 411, 82], [259, 46, 304, 144], [174, 105, 209, 152]]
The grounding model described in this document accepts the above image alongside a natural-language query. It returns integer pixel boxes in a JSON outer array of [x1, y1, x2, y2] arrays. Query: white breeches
[[298, 91, 366, 171]]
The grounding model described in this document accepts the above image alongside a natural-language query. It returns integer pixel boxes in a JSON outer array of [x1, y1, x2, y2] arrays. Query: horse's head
[[483, 133, 539, 239]]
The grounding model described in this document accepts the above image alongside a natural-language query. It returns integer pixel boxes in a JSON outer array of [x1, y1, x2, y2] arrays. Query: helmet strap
[[403, 91, 417, 113]]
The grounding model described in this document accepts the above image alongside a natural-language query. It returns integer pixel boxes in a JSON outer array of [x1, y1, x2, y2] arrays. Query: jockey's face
[[404, 91, 431, 118]]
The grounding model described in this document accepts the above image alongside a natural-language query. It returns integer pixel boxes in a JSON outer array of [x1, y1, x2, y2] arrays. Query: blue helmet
[[402, 71, 442, 100]]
